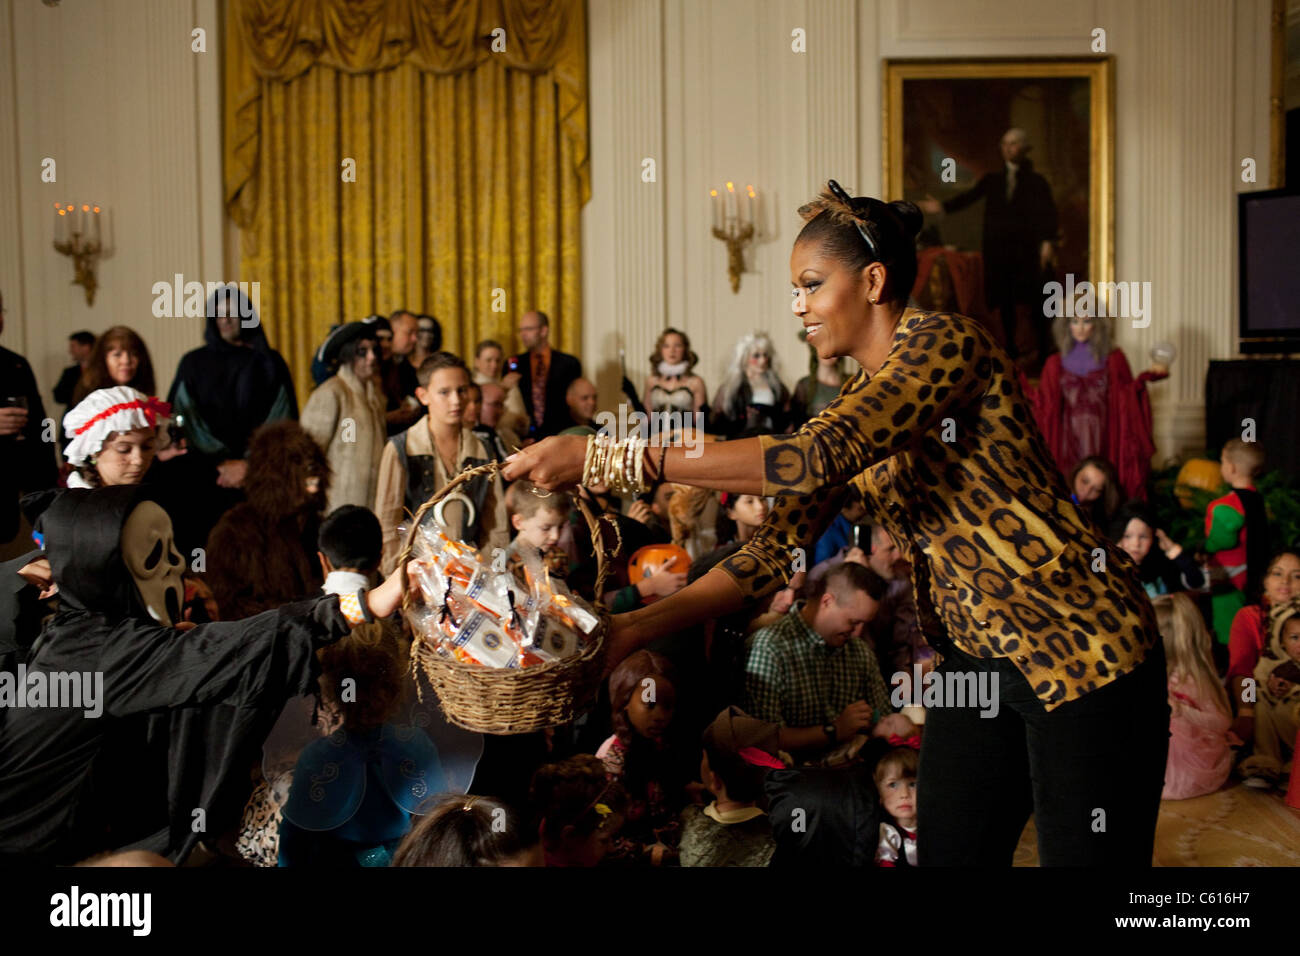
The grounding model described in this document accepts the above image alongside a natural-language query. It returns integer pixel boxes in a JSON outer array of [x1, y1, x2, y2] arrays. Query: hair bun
[[888, 200, 923, 240]]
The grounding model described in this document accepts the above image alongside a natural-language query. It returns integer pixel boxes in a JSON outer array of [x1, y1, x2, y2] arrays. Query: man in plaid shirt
[[744, 562, 892, 757]]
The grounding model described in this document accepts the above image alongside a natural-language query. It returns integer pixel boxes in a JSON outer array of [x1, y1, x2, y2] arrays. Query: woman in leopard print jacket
[[505, 182, 1169, 867]]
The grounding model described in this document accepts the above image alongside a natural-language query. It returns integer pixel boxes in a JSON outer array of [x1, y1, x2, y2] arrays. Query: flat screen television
[[1238, 188, 1300, 353]]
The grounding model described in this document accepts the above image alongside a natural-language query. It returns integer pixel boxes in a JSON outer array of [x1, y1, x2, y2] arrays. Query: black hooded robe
[[155, 286, 298, 555], [0, 486, 355, 865]]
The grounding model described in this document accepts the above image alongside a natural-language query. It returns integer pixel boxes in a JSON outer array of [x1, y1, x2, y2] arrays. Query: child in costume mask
[[0, 485, 411, 865]]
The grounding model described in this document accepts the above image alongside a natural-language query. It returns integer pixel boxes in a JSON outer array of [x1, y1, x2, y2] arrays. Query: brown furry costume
[[205, 421, 331, 620]]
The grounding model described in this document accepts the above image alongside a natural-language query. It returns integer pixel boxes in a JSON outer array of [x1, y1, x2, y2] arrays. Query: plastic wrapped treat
[[406, 521, 598, 669]]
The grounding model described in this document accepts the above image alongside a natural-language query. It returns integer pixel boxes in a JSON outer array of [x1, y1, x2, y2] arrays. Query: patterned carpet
[[1014, 782, 1300, 866]]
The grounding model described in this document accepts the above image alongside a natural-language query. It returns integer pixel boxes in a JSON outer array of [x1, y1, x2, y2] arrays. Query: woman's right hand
[[501, 434, 588, 488]]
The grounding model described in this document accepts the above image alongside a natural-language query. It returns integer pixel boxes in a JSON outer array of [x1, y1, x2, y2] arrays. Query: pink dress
[[1162, 675, 1232, 800]]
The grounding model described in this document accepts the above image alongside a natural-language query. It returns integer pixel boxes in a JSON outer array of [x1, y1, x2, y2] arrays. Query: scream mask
[[121, 501, 185, 625]]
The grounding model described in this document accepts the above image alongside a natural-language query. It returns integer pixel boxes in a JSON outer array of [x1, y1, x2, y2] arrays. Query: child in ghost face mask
[[0, 485, 415, 866]]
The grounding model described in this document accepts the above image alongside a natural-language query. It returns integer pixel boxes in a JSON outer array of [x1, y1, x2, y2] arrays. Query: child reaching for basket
[[596, 650, 695, 866]]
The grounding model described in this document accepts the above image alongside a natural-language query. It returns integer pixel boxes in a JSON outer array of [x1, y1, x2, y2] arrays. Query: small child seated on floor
[[277, 506, 444, 867], [679, 706, 781, 867], [1240, 597, 1300, 791], [1154, 593, 1233, 799], [530, 755, 627, 867], [874, 746, 919, 867], [391, 795, 542, 867]]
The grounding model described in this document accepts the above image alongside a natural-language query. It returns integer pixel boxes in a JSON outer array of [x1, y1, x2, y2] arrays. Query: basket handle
[[398, 461, 617, 611]]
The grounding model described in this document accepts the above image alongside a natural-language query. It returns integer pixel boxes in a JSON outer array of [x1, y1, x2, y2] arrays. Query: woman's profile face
[[106, 346, 139, 386], [791, 240, 869, 362]]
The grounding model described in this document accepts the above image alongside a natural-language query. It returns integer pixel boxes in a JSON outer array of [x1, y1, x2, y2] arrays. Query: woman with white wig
[[708, 331, 791, 439], [63, 386, 185, 489]]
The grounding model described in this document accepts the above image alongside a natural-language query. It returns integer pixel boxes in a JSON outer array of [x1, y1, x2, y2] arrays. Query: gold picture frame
[[883, 57, 1115, 301]]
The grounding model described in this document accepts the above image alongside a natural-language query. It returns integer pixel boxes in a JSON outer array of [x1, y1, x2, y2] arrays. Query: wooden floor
[[1014, 781, 1300, 866]]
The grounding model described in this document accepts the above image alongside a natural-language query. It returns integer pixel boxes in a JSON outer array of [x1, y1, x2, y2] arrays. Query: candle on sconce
[[710, 189, 722, 231], [91, 204, 101, 246], [53, 202, 64, 244], [725, 181, 736, 223], [745, 184, 756, 226]]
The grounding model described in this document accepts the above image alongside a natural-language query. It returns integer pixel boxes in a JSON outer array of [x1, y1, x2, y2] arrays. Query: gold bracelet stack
[[582, 434, 649, 495]]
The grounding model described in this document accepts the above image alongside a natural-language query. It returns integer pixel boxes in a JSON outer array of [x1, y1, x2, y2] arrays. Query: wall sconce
[[711, 182, 756, 293], [53, 201, 103, 306]]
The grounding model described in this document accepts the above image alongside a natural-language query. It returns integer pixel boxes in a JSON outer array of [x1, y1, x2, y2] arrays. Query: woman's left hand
[[501, 434, 588, 488]]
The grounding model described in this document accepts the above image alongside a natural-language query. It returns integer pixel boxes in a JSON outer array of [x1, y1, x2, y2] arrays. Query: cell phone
[[507, 356, 520, 374]]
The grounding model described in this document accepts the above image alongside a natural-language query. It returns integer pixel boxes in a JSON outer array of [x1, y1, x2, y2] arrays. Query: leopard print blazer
[[718, 308, 1157, 710]]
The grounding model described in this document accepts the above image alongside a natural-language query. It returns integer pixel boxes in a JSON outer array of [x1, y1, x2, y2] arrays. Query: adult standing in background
[[0, 291, 58, 553], [509, 311, 582, 440], [382, 310, 424, 435], [69, 326, 157, 406], [300, 322, 388, 512], [52, 332, 96, 408], [410, 314, 442, 375], [160, 284, 297, 553]]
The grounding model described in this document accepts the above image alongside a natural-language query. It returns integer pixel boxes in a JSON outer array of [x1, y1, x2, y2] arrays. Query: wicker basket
[[399, 462, 615, 735]]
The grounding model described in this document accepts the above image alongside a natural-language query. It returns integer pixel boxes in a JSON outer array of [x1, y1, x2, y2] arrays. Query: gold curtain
[[224, 0, 590, 407]]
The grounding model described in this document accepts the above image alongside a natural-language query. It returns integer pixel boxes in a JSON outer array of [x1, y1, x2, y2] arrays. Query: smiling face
[[812, 586, 878, 648], [791, 240, 870, 363], [878, 770, 917, 828], [418, 367, 471, 427], [1264, 554, 1300, 606], [96, 428, 157, 486]]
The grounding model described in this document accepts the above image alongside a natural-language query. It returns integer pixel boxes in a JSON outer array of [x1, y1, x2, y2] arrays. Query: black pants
[[917, 639, 1169, 866]]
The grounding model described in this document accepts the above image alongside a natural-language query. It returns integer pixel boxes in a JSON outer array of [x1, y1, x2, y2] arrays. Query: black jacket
[[1, 345, 58, 541], [512, 348, 583, 439], [0, 486, 352, 865]]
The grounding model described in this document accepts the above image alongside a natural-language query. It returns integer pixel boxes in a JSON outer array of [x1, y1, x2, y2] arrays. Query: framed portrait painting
[[883, 58, 1114, 364]]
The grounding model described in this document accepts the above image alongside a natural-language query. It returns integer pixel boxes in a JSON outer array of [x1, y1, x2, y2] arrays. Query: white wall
[[0, 0, 224, 414], [583, 0, 1276, 463]]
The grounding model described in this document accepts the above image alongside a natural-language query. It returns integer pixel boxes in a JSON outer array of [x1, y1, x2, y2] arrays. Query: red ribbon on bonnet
[[73, 397, 171, 436], [888, 733, 921, 751]]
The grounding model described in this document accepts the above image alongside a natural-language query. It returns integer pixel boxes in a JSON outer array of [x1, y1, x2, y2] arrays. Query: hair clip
[[826, 179, 882, 261], [462, 795, 478, 812]]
